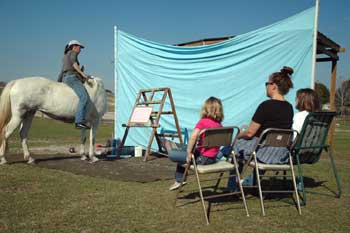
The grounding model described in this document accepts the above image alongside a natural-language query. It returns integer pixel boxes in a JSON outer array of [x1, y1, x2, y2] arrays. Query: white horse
[[0, 77, 108, 164]]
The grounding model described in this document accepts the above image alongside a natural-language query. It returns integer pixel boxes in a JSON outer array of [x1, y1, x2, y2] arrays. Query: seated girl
[[167, 96, 224, 191], [292, 88, 321, 164], [293, 88, 320, 136]]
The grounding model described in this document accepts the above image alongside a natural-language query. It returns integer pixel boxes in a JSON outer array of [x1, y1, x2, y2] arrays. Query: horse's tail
[[0, 81, 15, 146]]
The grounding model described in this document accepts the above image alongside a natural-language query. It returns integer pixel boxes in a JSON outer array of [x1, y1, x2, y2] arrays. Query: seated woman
[[228, 66, 294, 188], [167, 96, 224, 191], [293, 88, 320, 135]]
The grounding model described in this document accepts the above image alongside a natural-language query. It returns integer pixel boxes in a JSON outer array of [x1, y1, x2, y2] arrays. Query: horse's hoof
[[0, 158, 7, 165], [81, 155, 88, 161], [27, 157, 35, 164], [89, 156, 99, 164]]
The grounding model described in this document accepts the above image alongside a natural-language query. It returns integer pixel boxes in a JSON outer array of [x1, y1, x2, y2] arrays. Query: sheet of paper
[[130, 107, 153, 124]]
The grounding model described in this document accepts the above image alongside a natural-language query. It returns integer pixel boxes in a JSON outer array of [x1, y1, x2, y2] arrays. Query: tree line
[[316, 79, 350, 115]]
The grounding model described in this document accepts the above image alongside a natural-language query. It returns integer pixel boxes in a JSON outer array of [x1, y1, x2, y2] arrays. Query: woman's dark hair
[[296, 88, 320, 112], [64, 44, 72, 54], [269, 66, 294, 95]]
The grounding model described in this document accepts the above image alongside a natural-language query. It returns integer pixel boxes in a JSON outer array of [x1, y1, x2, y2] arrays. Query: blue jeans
[[169, 149, 217, 182], [63, 74, 89, 123]]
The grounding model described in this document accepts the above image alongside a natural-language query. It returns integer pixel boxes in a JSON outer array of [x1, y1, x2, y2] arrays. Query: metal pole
[[311, 0, 320, 89], [114, 25, 118, 138]]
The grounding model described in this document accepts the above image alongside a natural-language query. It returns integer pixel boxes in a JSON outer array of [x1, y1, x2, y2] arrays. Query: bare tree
[[335, 79, 350, 115]]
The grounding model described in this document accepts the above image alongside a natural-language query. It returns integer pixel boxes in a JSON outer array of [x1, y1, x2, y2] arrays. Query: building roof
[[176, 32, 344, 62]]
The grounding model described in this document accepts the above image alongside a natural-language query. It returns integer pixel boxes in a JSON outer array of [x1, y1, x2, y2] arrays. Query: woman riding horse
[[57, 40, 91, 130]]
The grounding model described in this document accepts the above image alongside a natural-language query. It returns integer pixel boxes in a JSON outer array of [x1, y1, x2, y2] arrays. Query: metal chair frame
[[246, 128, 301, 216], [175, 126, 249, 225]]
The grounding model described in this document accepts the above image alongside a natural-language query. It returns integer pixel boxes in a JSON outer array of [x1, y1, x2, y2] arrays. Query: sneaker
[[169, 181, 187, 191], [75, 123, 90, 129]]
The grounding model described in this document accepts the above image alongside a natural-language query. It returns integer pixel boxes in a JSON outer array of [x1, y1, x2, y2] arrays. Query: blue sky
[[0, 0, 349, 91]]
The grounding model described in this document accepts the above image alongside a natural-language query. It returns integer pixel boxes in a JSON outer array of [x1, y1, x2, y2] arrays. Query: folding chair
[[292, 111, 341, 205], [246, 128, 301, 216], [175, 126, 249, 225]]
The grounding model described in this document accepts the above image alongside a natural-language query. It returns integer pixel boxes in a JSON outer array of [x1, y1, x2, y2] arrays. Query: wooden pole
[[328, 59, 337, 148], [168, 88, 184, 148]]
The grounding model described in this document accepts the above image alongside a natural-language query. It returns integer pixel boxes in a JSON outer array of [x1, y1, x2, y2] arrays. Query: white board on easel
[[129, 106, 153, 124]]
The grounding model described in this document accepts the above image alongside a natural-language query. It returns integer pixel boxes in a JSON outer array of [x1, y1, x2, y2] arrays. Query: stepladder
[[119, 87, 184, 161]]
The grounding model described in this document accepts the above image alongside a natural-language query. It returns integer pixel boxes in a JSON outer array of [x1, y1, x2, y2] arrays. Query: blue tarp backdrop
[[115, 7, 316, 148]]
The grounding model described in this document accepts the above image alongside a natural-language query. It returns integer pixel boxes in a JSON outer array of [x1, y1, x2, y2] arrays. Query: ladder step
[[124, 123, 160, 128], [140, 87, 168, 93], [157, 133, 180, 138], [138, 101, 162, 105], [151, 111, 173, 115]]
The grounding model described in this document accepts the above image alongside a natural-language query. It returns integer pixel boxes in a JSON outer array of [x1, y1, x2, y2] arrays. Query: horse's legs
[[89, 119, 100, 163], [80, 128, 88, 160], [0, 115, 22, 164], [20, 113, 35, 164], [0, 141, 8, 165]]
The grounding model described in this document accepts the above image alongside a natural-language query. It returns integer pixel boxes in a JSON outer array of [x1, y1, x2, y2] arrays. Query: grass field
[[0, 117, 350, 233]]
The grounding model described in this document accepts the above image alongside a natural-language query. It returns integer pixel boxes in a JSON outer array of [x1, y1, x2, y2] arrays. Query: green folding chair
[[292, 111, 341, 205]]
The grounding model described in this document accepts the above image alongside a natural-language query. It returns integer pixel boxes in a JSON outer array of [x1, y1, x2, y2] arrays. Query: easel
[[120, 87, 184, 161]]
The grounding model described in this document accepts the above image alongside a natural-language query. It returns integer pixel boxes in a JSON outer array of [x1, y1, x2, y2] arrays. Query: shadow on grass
[[175, 183, 304, 220], [34, 155, 81, 163], [301, 177, 341, 198], [176, 176, 331, 206], [6, 152, 82, 164], [176, 188, 249, 208], [8, 155, 81, 164], [303, 176, 326, 188]]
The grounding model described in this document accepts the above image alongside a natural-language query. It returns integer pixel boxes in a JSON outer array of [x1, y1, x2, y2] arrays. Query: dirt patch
[[5, 153, 176, 183]]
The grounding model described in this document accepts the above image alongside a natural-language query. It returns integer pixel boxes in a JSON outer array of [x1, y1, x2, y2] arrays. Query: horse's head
[[84, 76, 105, 95]]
